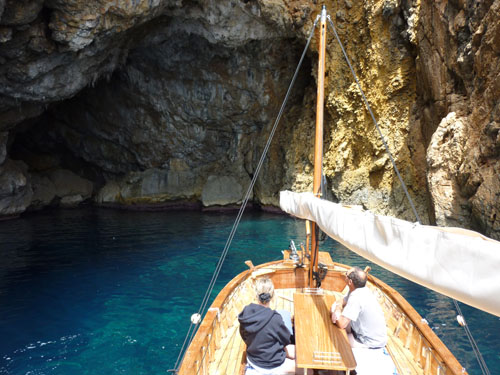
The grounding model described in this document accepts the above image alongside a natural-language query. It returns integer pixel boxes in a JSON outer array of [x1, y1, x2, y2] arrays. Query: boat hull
[[178, 253, 467, 375]]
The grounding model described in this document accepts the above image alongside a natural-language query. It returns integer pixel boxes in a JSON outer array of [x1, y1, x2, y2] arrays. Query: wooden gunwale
[[178, 259, 466, 375], [361, 267, 466, 375], [178, 260, 283, 374]]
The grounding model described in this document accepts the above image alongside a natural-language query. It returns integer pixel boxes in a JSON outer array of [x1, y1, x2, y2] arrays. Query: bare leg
[[279, 345, 296, 374]]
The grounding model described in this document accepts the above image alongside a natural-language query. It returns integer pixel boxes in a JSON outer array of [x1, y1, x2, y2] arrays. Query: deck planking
[[181, 257, 465, 375]]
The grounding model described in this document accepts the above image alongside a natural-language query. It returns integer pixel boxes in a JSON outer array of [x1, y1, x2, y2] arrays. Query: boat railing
[[179, 268, 255, 375], [180, 260, 467, 375], [368, 277, 464, 375]]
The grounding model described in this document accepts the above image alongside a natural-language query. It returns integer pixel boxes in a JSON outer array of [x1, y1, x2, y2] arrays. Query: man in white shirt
[[330, 267, 387, 349]]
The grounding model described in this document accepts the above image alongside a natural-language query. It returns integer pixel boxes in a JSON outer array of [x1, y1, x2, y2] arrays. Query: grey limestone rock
[[201, 175, 250, 207], [49, 168, 93, 200], [60, 194, 84, 207], [0, 159, 32, 215], [30, 173, 56, 209], [0, 131, 7, 165]]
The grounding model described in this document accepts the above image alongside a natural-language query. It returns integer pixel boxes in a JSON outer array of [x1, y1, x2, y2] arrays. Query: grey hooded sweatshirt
[[238, 303, 292, 369]]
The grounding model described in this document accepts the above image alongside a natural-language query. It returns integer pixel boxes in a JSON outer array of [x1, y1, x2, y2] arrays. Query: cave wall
[[284, 0, 427, 224], [418, 0, 500, 238], [45, 29, 308, 207], [0, 0, 498, 239]]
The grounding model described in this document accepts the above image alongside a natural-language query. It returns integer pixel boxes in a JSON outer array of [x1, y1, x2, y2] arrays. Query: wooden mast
[[309, 5, 327, 288]]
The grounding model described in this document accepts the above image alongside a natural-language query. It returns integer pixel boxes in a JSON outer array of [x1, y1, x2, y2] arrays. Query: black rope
[[326, 14, 489, 375], [311, 219, 321, 288], [172, 15, 320, 374]]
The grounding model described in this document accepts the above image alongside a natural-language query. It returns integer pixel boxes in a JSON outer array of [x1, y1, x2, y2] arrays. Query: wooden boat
[[178, 254, 467, 375], [177, 5, 500, 375]]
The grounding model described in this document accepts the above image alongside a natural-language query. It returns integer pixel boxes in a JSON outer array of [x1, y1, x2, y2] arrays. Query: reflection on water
[[0, 208, 498, 375]]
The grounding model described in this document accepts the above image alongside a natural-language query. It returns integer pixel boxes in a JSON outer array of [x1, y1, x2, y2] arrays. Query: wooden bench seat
[[208, 289, 297, 375]]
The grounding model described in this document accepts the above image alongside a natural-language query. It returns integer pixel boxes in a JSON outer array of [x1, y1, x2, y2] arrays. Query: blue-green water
[[0, 208, 498, 375]]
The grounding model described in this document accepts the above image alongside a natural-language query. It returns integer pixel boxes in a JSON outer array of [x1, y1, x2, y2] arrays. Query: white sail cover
[[280, 191, 500, 317]]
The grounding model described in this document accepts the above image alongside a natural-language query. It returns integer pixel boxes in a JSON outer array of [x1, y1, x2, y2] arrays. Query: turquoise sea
[[0, 208, 498, 375]]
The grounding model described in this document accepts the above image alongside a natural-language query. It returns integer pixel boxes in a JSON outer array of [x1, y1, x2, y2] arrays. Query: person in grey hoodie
[[238, 278, 295, 374]]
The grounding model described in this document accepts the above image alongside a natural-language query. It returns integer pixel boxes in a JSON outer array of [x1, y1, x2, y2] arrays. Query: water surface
[[0, 208, 498, 375]]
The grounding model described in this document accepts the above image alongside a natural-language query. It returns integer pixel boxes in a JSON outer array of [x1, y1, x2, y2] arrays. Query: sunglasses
[[343, 271, 353, 281]]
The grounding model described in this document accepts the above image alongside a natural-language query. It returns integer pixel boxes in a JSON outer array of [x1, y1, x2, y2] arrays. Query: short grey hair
[[348, 267, 367, 288]]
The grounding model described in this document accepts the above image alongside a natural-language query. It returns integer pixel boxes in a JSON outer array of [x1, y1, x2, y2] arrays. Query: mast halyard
[[309, 5, 327, 288]]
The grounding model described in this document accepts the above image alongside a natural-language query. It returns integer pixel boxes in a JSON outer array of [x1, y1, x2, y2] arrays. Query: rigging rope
[[172, 16, 320, 373], [326, 15, 421, 224], [453, 300, 491, 375], [326, 15, 489, 375]]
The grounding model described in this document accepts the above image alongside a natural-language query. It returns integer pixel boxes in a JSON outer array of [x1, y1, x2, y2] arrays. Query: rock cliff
[[0, 0, 498, 239]]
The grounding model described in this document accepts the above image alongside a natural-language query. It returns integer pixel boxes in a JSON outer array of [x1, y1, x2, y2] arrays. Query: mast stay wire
[[326, 14, 489, 375], [453, 299, 490, 375], [325, 15, 421, 224], [172, 15, 320, 373]]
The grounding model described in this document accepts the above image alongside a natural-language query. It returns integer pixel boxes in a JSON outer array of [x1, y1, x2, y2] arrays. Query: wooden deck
[[205, 286, 447, 375], [178, 256, 467, 375], [207, 288, 297, 375]]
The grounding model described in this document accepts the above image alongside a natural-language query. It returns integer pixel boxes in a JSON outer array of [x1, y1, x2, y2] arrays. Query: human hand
[[331, 310, 339, 323], [331, 305, 338, 323], [331, 302, 338, 313], [331, 302, 341, 323]]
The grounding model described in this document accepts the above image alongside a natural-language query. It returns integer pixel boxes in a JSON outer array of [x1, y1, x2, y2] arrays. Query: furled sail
[[280, 190, 500, 317]]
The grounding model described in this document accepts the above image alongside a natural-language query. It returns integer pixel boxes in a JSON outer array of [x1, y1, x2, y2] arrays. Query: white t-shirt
[[342, 287, 387, 348]]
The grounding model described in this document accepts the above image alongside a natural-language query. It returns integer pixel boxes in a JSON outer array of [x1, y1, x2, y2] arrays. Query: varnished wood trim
[[178, 260, 282, 374], [365, 271, 467, 375], [179, 259, 467, 375]]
